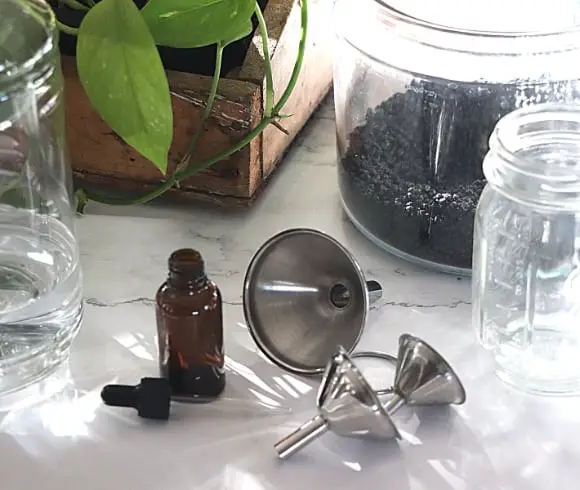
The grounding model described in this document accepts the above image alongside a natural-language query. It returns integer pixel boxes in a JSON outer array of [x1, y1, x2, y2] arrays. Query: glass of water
[[0, 0, 83, 396], [473, 103, 580, 395]]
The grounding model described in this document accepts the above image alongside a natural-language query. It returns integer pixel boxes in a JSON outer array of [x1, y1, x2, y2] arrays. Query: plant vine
[[59, 0, 309, 213]]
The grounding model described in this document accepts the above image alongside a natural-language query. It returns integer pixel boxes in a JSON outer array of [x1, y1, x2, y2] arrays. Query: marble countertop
[[2, 96, 579, 489]]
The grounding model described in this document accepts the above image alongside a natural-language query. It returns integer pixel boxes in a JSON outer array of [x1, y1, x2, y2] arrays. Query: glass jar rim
[[485, 103, 580, 209], [0, 0, 56, 85], [493, 103, 580, 167], [371, 0, 580, 55]]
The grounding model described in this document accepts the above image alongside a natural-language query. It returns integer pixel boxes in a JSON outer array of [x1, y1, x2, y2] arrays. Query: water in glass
[[0, 0, 83, 396]]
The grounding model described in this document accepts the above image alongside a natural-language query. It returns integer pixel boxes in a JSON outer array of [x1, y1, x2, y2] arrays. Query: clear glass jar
[[473, 103, 580, 395], [0, 0, 83, 396], [333, 0, 580, 275]]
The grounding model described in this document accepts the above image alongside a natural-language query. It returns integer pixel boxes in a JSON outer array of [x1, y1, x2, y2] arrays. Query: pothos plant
[[53, 0, 308, 213]]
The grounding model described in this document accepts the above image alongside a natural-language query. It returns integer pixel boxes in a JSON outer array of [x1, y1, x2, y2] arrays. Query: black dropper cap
[[101, 377, 172, 420]]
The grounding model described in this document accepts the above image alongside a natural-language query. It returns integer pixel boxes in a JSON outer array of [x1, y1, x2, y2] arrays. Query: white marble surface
[[2, 96, 580, 489]]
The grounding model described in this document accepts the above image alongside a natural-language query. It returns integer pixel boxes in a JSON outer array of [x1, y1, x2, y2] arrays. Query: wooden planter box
[[64, 0, 334, 207]]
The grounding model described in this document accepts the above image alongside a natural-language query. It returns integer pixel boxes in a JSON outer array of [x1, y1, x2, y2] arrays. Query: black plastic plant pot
[[50, 0, 270, 77]]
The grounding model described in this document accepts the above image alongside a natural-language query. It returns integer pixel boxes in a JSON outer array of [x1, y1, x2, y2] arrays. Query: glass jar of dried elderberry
[[333, 0, 580, 275]]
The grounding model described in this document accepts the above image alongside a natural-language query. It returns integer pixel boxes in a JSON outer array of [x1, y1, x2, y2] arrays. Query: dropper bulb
[[101, 377, 172, 420]]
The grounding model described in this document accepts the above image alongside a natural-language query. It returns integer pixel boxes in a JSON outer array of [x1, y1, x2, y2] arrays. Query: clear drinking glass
[[0, 0, 83, 396], [473, 103, 580, 395]]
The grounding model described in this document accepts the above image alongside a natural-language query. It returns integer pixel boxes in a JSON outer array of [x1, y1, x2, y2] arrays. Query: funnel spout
[[366, 280, 382, 305], [275, 415, 328, 460], [383, 393, 406, 415]]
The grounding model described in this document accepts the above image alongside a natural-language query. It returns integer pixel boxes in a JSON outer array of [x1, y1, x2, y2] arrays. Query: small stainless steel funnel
[[274, 346, 400, 460], [243, 228, 383, 376], [383, 334, 466, 415]]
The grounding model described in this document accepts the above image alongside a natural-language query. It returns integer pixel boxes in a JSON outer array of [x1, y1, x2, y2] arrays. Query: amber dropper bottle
[[155, 248, 225, 399]]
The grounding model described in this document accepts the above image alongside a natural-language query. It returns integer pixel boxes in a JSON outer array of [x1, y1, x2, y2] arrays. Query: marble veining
[[1, 95, 579, 490]]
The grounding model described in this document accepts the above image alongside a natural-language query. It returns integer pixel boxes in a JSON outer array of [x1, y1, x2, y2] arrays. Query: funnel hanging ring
[[351, 350, 398, 396]]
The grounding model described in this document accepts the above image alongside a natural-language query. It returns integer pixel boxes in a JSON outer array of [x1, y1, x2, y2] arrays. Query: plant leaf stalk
[[56, 19, 79, 35], [174, 41, 225, 177], [255, 4, 274, 117], [61, 0, 89, 10]]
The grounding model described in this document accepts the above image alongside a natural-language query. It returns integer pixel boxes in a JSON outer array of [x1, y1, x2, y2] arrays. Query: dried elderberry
[[339, 78, 578, 272]]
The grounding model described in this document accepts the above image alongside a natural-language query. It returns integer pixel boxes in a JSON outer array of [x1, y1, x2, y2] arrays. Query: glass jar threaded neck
[[484, 103, 580, 210]]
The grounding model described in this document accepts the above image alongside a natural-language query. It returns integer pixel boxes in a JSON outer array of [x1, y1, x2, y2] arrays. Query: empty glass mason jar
[[333, 0, 580, 275], [0, 0, 83, 396], [473, 103, 580, 395]]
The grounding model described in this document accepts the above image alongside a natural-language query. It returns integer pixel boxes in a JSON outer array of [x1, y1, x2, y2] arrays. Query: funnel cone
[[274, 346, 400, 459], [243, 228, 383, 375], [391, 334, 466, 407]]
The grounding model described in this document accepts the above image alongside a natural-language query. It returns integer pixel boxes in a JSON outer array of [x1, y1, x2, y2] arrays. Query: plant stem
[[175, 42, 224, 174], [81, 178, 176, 206], [272, 0, 308, 114], [56, 20, 79, 35], [81, 118, 273, 207], [177, 117, 271, 180], [180, 0, 310, 180], [81, 115, 274, 206], [202, 43, 224, 123], [76, 0, 309, 211], [255, 3, 274, 118], [62, 0, 89, 10]]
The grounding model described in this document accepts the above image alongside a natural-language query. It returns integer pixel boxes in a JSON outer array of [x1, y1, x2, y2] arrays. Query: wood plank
[[64, 57, 263, 199], [239, 0, 334, 176]]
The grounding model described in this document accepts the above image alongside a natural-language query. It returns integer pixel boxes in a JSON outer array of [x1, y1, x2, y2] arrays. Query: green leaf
[[222, 18, 254, 47], [141, 0, 256, 48], [76, 0, 173, 174]]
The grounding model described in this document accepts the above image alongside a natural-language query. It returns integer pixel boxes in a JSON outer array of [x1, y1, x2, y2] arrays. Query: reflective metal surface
[[243, 228, 383, 375], [351, 350, 398, 396], [383, 334, 467, 414], [274, 346, 401, 459]]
